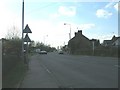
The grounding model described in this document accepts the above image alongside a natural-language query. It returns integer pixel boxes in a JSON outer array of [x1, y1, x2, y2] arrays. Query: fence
[[70, 46, 119, 57]]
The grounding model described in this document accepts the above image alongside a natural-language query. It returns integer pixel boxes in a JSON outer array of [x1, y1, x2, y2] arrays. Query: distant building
[[68, 30, 100, 54], [103, 40, 112, 46], [112, 37, 120, 47], [103, 35, 120, 47], [90, 39, 100, 47]]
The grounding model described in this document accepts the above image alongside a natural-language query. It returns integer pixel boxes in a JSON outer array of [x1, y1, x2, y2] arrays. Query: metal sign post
[[22, 0, 32, 65], [23, 24, 32, 65]]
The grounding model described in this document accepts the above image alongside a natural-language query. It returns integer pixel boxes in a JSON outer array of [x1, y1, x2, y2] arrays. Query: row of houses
[[65, 30, 120, 55]]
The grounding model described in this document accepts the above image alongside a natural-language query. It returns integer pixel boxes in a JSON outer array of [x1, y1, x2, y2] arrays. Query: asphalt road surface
[[20, 52, 118, 88]]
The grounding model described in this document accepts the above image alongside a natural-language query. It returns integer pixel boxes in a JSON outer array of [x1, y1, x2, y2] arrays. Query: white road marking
[[114, 65, 120, 68], [41, 64, 52, 74], [46, 69, 51, 74]]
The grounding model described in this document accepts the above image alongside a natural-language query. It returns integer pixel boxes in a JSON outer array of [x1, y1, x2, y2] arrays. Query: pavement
[[19, 54, 58, 88]]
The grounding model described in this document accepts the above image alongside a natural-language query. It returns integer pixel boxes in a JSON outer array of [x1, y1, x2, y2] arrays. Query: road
[[20, 52, 118, 88]]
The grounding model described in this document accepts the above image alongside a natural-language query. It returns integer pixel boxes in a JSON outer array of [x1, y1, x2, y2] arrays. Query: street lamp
[[64, 23, 71, 40], [43, 35, 48, 45]]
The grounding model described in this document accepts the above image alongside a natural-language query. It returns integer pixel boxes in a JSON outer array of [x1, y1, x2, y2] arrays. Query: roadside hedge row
[[2, 39, 27, 88]]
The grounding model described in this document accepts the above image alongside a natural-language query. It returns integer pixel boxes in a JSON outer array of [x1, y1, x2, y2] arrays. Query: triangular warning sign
[[24, 34, 31, 42], [23, 24, 32, 33]]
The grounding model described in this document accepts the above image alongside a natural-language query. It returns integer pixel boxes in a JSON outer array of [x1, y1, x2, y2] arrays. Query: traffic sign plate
[[24, 34, 31, 42], [23, 24, 32, 33]]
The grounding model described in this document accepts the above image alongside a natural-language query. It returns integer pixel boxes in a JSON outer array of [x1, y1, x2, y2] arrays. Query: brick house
[[68, 30, 100, 54]]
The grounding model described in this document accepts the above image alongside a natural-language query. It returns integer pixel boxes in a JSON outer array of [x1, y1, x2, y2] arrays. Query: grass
[[3, 60, 27, 88]]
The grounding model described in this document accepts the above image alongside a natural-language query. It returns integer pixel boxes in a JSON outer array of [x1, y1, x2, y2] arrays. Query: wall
[[0, 40, 2, 89]]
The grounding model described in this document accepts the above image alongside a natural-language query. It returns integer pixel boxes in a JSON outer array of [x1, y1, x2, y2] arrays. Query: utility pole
[[22, 0, 24, 61]]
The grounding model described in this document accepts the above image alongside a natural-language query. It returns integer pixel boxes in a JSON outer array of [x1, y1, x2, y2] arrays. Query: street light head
[[64, 23, 66, 25]]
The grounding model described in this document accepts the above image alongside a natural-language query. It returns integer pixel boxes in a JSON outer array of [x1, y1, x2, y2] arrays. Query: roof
[[103, 36, 120, 46], [111, 36, 120, 43], [69, 30, 90, 42], [0, 38, 7, 41], [103, 40, 112, 45]]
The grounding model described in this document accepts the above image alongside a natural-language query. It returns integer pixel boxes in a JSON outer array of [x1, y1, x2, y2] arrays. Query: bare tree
[[5, 26, 21, 39]]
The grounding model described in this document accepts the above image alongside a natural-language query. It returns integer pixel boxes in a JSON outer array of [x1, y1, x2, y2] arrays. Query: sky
[[0, 0, 119, 48]]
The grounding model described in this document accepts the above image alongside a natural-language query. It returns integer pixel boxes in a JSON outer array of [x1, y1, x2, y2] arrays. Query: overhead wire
[[26, 2, 62, 15]]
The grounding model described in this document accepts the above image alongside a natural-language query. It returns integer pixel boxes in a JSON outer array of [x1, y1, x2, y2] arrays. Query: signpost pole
[[26, 33, 28, 65], [23, 25, 32, 67]]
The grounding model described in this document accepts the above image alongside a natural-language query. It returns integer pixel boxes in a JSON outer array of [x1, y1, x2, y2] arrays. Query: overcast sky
[[0, 0, 119, 48]]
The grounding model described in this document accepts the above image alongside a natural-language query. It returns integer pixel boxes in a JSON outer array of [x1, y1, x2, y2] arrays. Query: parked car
[[39, 51, 47, 54]]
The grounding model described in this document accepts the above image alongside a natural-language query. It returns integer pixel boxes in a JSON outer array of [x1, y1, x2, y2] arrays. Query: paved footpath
[[19, 55, 58, 88]]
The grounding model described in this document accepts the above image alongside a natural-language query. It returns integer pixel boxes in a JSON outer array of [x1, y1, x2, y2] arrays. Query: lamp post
[[64, 23, 71, 40], [43, 35, 48, 45]]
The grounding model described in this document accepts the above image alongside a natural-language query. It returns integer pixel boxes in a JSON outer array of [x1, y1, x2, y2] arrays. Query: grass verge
[[3, 60, 27, 88]]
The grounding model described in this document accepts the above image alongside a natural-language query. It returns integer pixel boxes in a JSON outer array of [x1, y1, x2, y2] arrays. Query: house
[[68, 30, 100, 54], [90, 39, 100, 47], [103, 40, 112, 46], [103, 35, 120, 47], [112, 37, 120, 47]]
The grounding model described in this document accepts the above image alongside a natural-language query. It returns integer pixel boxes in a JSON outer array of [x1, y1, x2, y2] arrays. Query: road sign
[[24, 34, 31, 42], [23, 24, 32, 33]]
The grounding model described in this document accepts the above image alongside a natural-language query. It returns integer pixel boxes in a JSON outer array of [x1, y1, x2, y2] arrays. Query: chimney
[[75, 32, 77, 36], [78, 30, 82, 35]]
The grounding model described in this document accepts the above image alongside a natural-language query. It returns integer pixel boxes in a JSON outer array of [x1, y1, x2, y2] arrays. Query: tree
[[4, 26, 22, 57], [5, 26, 21, 39], [35, 41, 56, 52]]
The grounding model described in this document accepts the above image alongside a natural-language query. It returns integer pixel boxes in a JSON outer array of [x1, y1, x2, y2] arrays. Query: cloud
[[105, 2, 119, 12], [114, 3, 118, 11], [105, 2, 115, 8], [58, 6, 76, 17], [0, 0, 21, 38], [26, 20, 69, 47], [78, 23, 95, 30], [49, 13, 60, 19], [49, 6, 76, 19], [96, 9, 112, 18]]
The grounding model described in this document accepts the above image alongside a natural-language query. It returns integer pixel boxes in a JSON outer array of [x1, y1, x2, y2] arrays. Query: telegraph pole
[[22, 0, 24, 61]]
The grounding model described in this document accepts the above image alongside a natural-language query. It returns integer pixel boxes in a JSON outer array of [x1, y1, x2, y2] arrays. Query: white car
[[58, 50, 64, 54], [39, 51, 47, 54]]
